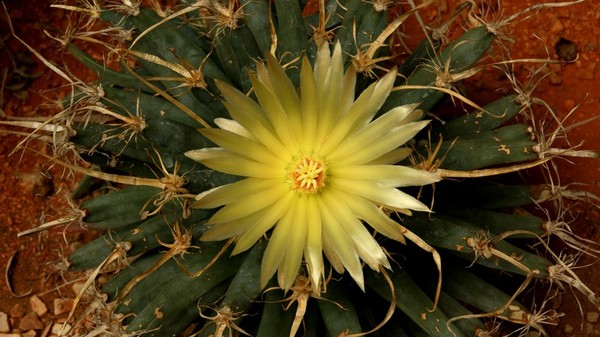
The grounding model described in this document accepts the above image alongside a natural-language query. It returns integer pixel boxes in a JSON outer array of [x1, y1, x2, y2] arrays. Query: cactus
[[6, 0, 600, 336]]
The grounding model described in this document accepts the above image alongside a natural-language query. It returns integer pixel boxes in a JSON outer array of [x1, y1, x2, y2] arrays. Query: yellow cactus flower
[[185, 42, 440, 292]]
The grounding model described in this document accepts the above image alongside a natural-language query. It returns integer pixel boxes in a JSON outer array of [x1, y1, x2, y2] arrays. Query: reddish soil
[[0, 0, 599, 336]]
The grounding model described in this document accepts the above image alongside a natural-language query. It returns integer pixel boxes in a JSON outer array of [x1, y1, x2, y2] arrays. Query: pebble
[[586, 322, 595, 333], [9, 304, 26, 318], [19, 312, 44, 331], [575, 63, 597, 80], [550, 18, 564, 33], [564, 323, 574, 333], [51, 322, 71, 335], [555, 37, 578, 62], [53, 298, 74, 316], [30, 295, 48, 317], [0, 312, 9, 333], [22, 330, 36, 337], [0, 334, 22, 337], [588, 311, 600, 323], [563, 99, 576, 111]]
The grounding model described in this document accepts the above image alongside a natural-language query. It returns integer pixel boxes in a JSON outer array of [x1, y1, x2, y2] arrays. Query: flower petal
[[266, 55, 302, 131], [192, 149, 286, 178], [318, 195, 365, 290], [201, 209, 264, 241], [321, 192, 389, 271], [217, 80, 273, 132], [260, 200, 298, 288], [249, 72, 299, 152], [331, 179, 431, 212], [326, 106, 421, 162], [368, 147, 413, 165], [233, 191, 296, 255], [304, 196, 324, 289], [331, 165, 441, 187], [201, 128, 285, 165], [277, 199, 307, 290], [300, 56, 319, 150], [208, 183, 289, 224], [331, 120, 431, 166], [193, 178, 280, 209], [214, 118, 253, 138], [217, 81, 291, 160], [315, 43, 345, 146], [321, 68, 397, 155], [332, 190, 406, 243]]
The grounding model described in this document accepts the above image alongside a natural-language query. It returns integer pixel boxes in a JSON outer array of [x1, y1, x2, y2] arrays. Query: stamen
[[290, 157, 326, 193]]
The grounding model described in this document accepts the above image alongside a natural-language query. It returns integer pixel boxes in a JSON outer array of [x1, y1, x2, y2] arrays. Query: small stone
[[563, 99, 576, 111], [19, 312, 44, 330], [0, 333, 22, 337], [9, 303, 26, 318], [549, 18, 564, 33], [588, 311, 600, 322], [51, 322, 71, 335], [564, 323, 574, 333], [575, 63, 597, 80], [30, 295, 48, 317], [40, 323, 52, 337], [22, 330, 36, 337], [53, 298, 74, 316], [555, 37, 578, 61], [542, 67, 562, 85], [586, 322, 594, 333], [0, 312, 9, 333]]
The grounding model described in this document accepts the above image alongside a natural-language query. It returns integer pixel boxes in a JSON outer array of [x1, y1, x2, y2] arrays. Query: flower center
[[290, 157, 326, 193]]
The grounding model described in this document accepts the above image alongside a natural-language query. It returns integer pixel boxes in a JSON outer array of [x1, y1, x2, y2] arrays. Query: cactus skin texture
[[11, 0, 599, 336]]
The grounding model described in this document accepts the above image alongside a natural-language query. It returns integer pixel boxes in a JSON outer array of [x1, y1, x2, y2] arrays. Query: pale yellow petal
[[314, 42, 332, 87], [336, 191, 406, 243], [217, 80, 274, 133], [222, 100, 291, 161], [260, 200, 297, 288], [326, 106, 421, 162], [233, 191, 296, 255], [318, 82, 377, 155], [368, 147, 413, 165], [217, 80, 290, 160], [322, 232, 344, 274], [266, 54, 302, 132], [201, 128, 285, 165], [184, 147, 223, 162], [249, 73, 299, 152], [331, 179, 431, 212], [201, 209, 264, 241], [300, 56, 319, 150], [339, 66, 357, 115], [208, 183, 289, 224], [318, 196, 365, 290], [193, 178, 280, 209], [315, 43, 344, 146], [200, 152, 286, 179], [321, 192, 389, 271], [277, 199, 307, 291], [214, 118, 253, 139], [331, 165, 441, 187], [255, 61, 272, 88], [304, 196, 324, 289], [332, 120, 431, 166]]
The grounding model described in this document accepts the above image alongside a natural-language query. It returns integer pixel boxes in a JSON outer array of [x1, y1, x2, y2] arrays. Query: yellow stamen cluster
[[290, 157, 326, 193]]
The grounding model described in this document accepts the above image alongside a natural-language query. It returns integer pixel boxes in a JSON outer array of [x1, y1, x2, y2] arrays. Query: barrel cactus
[[8, 0, 599, 336]]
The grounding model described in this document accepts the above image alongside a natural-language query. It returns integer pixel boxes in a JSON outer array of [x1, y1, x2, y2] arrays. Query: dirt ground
[[1, 0, 599, 336]]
